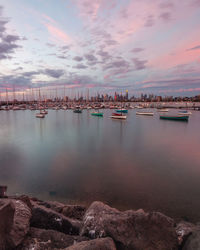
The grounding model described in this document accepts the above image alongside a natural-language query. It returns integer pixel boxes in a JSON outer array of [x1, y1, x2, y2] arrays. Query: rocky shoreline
[[0, 195, 200, 250]]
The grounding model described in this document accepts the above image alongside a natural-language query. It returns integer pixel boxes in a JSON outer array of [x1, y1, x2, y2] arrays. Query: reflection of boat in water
[[116, 109, 128, 113], [160, 115, 189, 121], [110, 113, 127, 119], [136, 112, 154, 116]]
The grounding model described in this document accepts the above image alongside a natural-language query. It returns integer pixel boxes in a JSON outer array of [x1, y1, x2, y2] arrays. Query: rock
[[30, 202, 81, 235], [182, 230, 200, 250], [0, 200, 15, 250], [32, 200, 86, 220], [176, 221, 200, 246], [81, 201, 178, 250], [17, 227, 89, 250], [65, 237, 116, 250], [12, 195, 33, 210], [35, 200, 65, 213], [0, 198, 31, 249], [61, 205, 86, 220]]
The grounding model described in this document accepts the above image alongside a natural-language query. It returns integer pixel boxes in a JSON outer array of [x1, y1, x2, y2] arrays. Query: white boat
[[62, 106, 68, 110], [40, 110, 48, 114], [135, 105, 144, 109], [136, 112, 154, 116], [35, 88, 45, 118], [178, 110, 192, 115], [110, 113, 127, 119], [157, 109, 169, 112], [35, 113, 45, 118], [12, 106, 21, 110]]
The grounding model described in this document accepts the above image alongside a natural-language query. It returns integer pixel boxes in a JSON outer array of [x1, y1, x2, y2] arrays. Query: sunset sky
[[0, 0, 200, 97]]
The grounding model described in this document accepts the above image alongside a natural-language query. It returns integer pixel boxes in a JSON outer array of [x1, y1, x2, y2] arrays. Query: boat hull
[[91, 113, 103, 117], [36, 113, 45, 118], [73, 110, 82, 113], [160, 115, 189, 121], [136, 112, 154, 116], [116, 110, 128, 113], [110, 115, 127, 119], [157, 109, 169, 112]]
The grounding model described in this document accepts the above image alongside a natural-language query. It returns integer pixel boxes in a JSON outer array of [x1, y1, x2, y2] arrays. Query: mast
[[6, 88, 8, 107], [13, 85, 15, 107]]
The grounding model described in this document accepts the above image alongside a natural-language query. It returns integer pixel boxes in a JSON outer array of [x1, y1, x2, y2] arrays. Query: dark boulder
[[34, 200, 65, 213], [176, 221, 200, 246], [62, 205, 86, 220], [0, 199, 31, 249], [182, 230, 200, 250], [0, 200, 15, 250], [10, 195, 33, 210], [30, 202, 81, 235], [32, 200, 86, 220], [17, 227, 89, 250], [81, 201, 178, 250], [65, 237, 116, 250]]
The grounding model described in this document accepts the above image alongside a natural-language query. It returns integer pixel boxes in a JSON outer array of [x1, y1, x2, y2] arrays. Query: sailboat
[[73, 105, 82, 113], [40, 95, 48, 115], [110, 113, 127, 119], [4, 88, 10, 110], [116, 108, 128, 113], [110, 93, 127, 119], [35, 89, 45, 118], [91, 107, 103, 117]]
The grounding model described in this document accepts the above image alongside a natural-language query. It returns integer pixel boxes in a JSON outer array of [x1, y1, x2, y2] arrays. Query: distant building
[[125, 90, 128, 101]]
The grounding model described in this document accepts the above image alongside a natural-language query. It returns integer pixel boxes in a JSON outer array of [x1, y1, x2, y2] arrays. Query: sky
[[0, 0, 200, 98]]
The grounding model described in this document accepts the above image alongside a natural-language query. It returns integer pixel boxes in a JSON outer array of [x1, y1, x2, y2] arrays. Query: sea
[[0, 108, 200, 221]]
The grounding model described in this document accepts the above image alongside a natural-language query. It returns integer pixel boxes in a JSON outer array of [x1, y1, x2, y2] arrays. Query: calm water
[[0, 109, 200, 221]]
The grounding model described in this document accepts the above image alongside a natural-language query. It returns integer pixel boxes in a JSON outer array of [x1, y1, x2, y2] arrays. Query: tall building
[[125, 90, 128, 101]]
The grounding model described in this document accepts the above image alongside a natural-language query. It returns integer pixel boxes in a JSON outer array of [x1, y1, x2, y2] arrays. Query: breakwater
[[0, 193, 199, 249]]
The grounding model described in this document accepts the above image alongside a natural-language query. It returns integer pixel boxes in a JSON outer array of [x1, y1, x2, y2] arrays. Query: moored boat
[[157, 109, 169, 112], [91, 112, 103, 117], [110, 113, 127, 119], [73, 109, 82, 113], [35, 113, 45, 118], [160, 115, 189, 121], [116, 109, 128, 113], [40, 110, 48, 114], [136, 112, 154, 116], [178, 110, 192, 115]]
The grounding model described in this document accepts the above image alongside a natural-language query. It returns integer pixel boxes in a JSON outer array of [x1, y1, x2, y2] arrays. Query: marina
[[1, 0, 200, 248]]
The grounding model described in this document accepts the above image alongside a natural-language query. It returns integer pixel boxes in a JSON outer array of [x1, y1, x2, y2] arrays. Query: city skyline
[[0, 0, 200, 96]]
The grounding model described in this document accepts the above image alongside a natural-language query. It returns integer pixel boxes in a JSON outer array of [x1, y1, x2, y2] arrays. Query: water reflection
[[0, 110, 200, 221]]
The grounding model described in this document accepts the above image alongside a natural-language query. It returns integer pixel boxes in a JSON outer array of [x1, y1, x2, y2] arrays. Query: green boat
[[160, 115, 189, 121], [91, 112, 103, 117]]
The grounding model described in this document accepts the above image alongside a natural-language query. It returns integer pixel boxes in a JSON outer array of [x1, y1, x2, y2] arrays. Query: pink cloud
[[44, 23, 71, 44], [150, 35, 200, 69], [159, 87, 200, 93], [75, 0, 102, 21], [42, 14, 57, 25]]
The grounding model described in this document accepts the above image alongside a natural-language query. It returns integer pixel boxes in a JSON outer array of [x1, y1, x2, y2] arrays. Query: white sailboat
[[35, 89, 45, 118]]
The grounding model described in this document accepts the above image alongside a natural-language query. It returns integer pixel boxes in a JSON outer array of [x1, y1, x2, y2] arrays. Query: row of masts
[[0, 87, 94, 103]]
